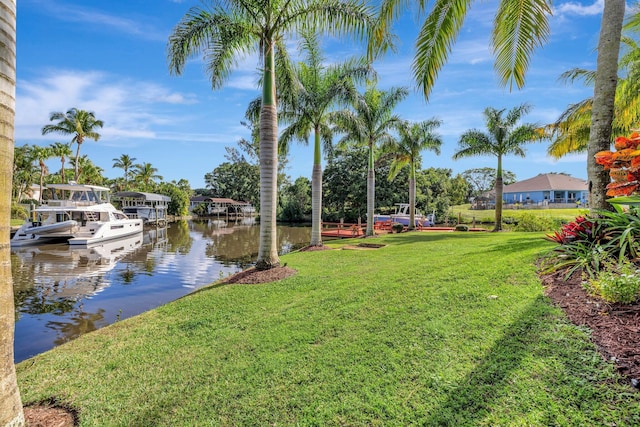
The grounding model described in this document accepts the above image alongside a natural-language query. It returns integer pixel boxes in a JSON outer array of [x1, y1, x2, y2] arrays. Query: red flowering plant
[[545, 215, 595, 245]]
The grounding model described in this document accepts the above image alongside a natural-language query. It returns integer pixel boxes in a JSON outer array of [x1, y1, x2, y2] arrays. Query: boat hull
[[67, 219, 144, 245]]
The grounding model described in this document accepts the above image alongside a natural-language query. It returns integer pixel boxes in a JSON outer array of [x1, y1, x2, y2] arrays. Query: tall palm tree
[[0, 1, 24, 425], [278, 32, 373, 246], [587, 0, 625, 210], [41, 108, 104, 182], [373, 0, 551, 99], [332, 85, 408, 236], [31, 145, 53, 204], [113, 154, 137, 190], [167, 0, 376, 270], [453, 104, 538, 231], [50, 142, 72, 184], [385, 119, 442, 230], [133, 162, 163, 191]]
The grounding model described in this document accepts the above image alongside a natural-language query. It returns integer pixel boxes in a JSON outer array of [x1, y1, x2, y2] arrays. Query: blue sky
[[17, 0, 605, 189]]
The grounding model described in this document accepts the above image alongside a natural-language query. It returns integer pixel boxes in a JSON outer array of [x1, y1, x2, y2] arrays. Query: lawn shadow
[[423, 296, 582, 425]]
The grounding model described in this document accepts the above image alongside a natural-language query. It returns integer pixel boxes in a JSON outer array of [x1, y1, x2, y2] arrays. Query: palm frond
[[414, 0, 471, 99], [492, 0, 551, 90]]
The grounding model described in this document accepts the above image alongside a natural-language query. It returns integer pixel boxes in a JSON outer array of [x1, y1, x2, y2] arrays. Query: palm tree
[[12, 145, 38, 203], [72, 155, 105, 185], [133, 162, 163, 191], [278, 32, 373, 246], [31, 145, 53, 203], [373, 0, 551, 99], [332, 85, 408, 236], [41, 108, 104, 182], [385, 119, 442, 230], [587, 0, 625, 210], [50, 142, 72, 184], [167, 0, 376, 270], [0, 0, 24, 424], [452, 104, 538, 231], [113, 154, 137, 190]]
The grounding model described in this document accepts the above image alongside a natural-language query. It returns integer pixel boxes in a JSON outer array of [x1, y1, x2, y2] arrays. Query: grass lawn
[[449, 204, 587, 226], [16, 232, 640, 426]]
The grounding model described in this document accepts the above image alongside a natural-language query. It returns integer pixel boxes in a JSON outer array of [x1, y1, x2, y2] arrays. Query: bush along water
[[544, 130, 640, 303]]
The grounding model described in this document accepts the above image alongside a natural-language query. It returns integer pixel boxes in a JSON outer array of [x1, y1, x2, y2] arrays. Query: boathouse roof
[[114, 191, 171, 202]]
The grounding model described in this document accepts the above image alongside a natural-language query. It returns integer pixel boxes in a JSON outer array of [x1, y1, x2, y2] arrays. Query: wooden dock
[[321, 222, 365, 238]]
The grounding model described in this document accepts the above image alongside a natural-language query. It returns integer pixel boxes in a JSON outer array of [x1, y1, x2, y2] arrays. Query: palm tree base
[[255, 260, 281, 271]]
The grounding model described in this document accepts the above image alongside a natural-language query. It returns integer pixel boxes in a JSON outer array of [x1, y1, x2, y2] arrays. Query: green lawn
[[16, 232, 640, 426], [449, 204, 587, 226]]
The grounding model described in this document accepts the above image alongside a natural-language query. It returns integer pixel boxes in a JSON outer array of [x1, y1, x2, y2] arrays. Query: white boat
[[374, 203, 435, 227], [11, 182, 143, 246]]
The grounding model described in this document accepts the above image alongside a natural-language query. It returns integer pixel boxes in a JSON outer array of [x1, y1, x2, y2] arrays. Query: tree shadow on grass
[[422, 296, 620, 426]]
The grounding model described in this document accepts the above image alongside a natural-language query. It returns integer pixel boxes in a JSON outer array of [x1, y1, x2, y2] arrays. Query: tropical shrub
[[280, 199, 305, 223], [11, 204, 28, 220], [584, 260, 640, 304], [542, 215, 608, 279], [513, 212, 559, 232]]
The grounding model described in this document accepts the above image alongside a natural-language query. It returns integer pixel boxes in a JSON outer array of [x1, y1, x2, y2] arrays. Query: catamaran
[[11, 182, 143, 246]]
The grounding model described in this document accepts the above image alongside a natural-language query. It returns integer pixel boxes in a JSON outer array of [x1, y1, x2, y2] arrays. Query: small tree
[[453, 104, 539, 231], [42, 108, 104, 181], [385, 119, 442, 230]]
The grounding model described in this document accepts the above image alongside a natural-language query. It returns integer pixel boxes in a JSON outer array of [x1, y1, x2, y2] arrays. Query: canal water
[[11, 219, 311, 363]]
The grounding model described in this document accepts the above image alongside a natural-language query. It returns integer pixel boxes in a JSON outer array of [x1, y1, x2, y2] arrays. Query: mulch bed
[[23, 400, 77, 427], [541, 268, 640, 385]]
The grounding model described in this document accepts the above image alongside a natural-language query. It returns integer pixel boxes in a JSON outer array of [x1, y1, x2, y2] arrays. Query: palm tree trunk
[[494, 155, 504, 232], [0, 1, 24, 424], [74, 141, 82, 181], [256, 39, 280, 270], [366, 142, 375, 236], [310, 131, 322, 246], [60, 157, 66, 184], [587, 0, 624, 211], [408, 163, 416, 230]]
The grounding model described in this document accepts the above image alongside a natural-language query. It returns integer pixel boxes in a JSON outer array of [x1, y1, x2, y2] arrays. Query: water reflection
[[12, 220, 310, 362]]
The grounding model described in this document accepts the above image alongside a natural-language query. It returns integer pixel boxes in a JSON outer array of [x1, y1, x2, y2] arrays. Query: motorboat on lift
[[374, 203, 435, 227], [11, 182, 143, 246]]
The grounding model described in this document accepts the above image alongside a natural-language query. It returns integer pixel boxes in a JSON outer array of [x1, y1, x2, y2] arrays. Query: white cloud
[[16, 69, 200, 143], [29, 0, 167, 41], [555, 0, 604, 17]]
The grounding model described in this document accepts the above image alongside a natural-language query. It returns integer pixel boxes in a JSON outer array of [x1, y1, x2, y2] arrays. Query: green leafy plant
[[542, 215, 608, 279], [391, 222, 404, 233], [11, 204, 28, 220], [584, 260, 640, 304], [593, 207, 640, 261]]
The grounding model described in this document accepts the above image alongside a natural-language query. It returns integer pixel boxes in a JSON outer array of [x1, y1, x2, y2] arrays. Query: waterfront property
[[471, 173, 589, 209], [113, 191, 171, 225], [189, 196, 255, 218]]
